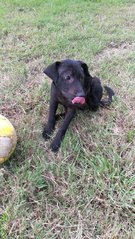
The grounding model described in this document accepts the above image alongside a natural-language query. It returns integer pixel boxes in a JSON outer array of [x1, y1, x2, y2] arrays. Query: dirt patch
[[95, 41, 135, 63]]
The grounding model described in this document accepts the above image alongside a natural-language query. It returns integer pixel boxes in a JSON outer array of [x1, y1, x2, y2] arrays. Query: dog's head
[[43, 59, 90, 105]]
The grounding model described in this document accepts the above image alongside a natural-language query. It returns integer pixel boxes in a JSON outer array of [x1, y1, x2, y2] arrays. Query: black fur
[[43, 59, 115, 152]]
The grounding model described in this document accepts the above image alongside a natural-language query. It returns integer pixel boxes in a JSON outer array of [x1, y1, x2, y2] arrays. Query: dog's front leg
[[42, 85, 58, 139], [50, 108, 76, 152]]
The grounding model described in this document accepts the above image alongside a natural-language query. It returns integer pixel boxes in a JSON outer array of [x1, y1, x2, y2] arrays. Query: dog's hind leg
[[100, 86, 115, 106], [86, 76, 103, 111]]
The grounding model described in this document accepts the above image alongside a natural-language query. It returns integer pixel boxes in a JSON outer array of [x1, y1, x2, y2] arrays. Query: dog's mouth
[[72, 97, 86, 105]]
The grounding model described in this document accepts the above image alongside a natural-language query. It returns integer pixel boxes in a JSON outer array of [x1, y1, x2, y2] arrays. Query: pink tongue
[[72, 97, 85, 105]]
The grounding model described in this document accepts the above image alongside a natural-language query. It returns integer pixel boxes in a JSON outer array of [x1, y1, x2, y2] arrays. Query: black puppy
[[42, 59, 114, 152]]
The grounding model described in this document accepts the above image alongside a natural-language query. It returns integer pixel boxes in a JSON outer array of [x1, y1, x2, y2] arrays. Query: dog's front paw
[[42, 127, 52, 140], [50, 140, 60, 152]]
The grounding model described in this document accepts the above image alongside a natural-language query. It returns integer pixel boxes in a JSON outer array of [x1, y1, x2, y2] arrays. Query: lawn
[[0, 0, 135, 238]]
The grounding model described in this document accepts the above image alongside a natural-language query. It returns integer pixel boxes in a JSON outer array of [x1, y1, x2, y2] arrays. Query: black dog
[[42, 59, 114, 152]]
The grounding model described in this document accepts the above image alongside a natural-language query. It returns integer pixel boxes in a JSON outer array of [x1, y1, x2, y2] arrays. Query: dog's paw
[[42, 127, 52, 140], [50, 140, 60, 152]]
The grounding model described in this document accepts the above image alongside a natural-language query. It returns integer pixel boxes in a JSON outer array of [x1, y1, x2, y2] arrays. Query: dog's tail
[[100, 85, 115, 106]]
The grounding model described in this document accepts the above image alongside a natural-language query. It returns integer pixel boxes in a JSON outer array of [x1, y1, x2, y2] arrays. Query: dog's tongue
[[72, 97, 85, 105]]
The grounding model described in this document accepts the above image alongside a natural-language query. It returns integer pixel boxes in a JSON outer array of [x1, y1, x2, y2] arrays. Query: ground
[[0, 0, 135, 238]]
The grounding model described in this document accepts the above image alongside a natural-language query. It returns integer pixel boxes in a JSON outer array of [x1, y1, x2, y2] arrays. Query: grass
[[0, 0, 135, 238]]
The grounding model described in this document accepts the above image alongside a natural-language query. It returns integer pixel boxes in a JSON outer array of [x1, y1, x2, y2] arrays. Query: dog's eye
[[65, 75, 71, 81]]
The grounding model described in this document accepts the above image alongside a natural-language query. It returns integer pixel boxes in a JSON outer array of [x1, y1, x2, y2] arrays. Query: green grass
[[0, 0, 135, 238]]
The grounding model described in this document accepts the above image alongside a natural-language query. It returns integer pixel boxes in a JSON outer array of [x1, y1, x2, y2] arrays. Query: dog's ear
[[78, 61, 90, 77], [43, 61, 61, 82]]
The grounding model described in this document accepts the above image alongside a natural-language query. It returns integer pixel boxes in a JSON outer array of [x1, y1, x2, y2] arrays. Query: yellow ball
[[0, 115, 17, 164]]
